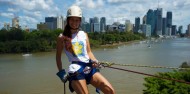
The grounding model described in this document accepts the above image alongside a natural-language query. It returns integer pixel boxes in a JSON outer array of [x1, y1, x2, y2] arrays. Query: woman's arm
[[56, 35, 64, 71], [86, 33, 97, 61]]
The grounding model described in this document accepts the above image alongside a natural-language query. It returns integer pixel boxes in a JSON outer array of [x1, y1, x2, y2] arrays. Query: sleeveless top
[[64, 31, 89, 63]]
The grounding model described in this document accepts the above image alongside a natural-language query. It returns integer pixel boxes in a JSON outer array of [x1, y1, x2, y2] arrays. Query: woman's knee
[[72, 85, 89, 94], [106, 86, 115, 94], [75, 90, 89, 94], [71, 80, 89, 94], [100, 83, 115, 94]]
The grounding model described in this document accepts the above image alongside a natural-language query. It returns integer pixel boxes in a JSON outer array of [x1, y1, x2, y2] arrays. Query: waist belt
[[72, 60, 93, 67]]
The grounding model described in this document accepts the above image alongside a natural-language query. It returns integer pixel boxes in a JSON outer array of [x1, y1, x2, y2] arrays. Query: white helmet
[[67, 5, 82, 18]]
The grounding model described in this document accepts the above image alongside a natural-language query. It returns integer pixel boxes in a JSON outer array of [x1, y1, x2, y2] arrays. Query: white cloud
[[7, 8, 19, 12], [1, 0, 61, 29], [19, 16, 38, 28], [75, 0, 104, 9], [14, 0, 46, 11], [107, 0, 134, 3], [97, 0, 104, 6], [0, 12, 14, 18], [23, 10, 42, 18], [86, 0, 95, 8], [12, 0, 60, 13], [107, 0, 150, 4]]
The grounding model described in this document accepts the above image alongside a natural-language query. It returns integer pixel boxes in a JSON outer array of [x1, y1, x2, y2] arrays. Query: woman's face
[[68, 17, 81, 30]]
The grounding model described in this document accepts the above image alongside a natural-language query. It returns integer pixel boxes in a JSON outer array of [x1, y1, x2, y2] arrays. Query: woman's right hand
[[56, 69, 68, 83]]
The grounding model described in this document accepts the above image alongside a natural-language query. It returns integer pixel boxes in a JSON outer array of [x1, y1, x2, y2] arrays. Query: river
[[0, 38, 190, 94]]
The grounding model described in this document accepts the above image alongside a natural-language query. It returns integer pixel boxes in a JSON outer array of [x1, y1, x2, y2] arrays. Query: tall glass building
[[135, 17, 140, 32], [57, 16, 64, 30], [100, 17, 106, 32], [146, 9, 156, 36], [166, 11, 172, 28], [162, 18, 167, 35], [187, 24, 190, 36], [171, 25, 176, 35], [155, 8, 163, 35], [89, 18, 94, 32], [45, 17, 57, 30]]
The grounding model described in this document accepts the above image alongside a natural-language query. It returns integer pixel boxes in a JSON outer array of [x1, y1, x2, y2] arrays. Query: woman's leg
[[90, 72, 115, 94], [71, 79, 89, 94]]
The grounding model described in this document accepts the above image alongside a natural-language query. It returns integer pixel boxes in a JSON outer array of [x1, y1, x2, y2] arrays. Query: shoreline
[[99, 40, 142, 48], [0, 40, 143, 54]]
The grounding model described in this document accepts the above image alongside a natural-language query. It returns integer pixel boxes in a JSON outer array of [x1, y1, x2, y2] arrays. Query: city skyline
[[0, 0, 190, 33]]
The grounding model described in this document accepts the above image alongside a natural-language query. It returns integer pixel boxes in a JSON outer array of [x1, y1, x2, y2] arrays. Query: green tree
[[143, 62, 190, 94], [0, 28, 146, 53], [0, 28, 8, 42], [104, 34, 115, 44], [8, 27, 24, 41]]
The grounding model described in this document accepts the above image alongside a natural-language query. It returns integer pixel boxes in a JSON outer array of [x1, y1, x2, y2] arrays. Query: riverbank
[[0, 40, 143, 54], [100, 40, 142, 48]]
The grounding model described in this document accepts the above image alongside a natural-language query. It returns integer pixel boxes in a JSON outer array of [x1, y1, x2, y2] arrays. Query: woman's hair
[[63, 18, 71, 38], [62, 17, 75, 56]]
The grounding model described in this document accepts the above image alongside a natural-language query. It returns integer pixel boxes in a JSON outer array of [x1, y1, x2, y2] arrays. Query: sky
[[0, 0, 190, 31]]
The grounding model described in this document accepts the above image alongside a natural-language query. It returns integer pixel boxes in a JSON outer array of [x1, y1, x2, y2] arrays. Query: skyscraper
[[143, 15, 147, 24], [82, 16, 85, 24], [100, 17, 106, 32], [93, 17, 100, 32], [162, 18, 167, 35], [94, 23, 100, 32], [82, 22, 90, 32], [171, 25, 176, 35], [94, 17, 99, 23], [155, 8, 163, 35], [81, 16, 85, 28], [12, 17, 19, 28], [89, 18, 94, 32], [141, 24, 151, 37], [45, 17, 57, 30], [166, 11, 172, 36], [166, 11, 172, 28], [178, 26, 183, 34], [187, 24, 190, 36], [4, 22, 10, 30], [146, 9, 156, 35], [57, 16, 64, 30], [37, 22, 48, 30], [135, 17, 140, 32], [125, 20, 132, 32]]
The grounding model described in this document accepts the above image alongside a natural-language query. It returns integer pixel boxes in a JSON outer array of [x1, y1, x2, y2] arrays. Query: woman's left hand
[[92, 60, 102, 68]]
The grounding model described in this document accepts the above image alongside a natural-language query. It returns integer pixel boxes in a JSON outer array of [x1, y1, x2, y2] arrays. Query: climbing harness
[[62, 62, 99, 94]]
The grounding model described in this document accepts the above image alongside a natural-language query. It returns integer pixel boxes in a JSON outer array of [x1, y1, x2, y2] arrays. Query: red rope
[[105, 66, 190, 85]]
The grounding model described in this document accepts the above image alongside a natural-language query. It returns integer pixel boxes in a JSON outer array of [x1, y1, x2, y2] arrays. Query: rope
[[105, 66, 190, 85], [64, 83, 66, 94], [99, 61, 190, 70]]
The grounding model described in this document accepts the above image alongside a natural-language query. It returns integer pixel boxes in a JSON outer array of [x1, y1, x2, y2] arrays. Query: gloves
[[56, 69, 68, 83]]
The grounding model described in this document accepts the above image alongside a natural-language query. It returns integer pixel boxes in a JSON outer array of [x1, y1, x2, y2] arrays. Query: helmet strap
[[70, 27, 79, 31]]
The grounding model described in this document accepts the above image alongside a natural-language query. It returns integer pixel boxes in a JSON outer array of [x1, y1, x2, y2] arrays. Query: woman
[[56, 5, 115, 94]]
